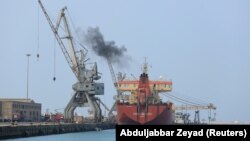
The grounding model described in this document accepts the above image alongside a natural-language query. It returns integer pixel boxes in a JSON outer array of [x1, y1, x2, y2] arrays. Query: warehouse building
[[0, 99, 41, 122]]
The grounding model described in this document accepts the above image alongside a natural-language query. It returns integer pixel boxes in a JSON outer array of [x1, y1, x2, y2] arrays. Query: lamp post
[[26, 54, 31, 101]]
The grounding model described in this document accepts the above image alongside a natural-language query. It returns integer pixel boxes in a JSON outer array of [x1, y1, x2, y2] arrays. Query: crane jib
[[38, 0, 79, 79]]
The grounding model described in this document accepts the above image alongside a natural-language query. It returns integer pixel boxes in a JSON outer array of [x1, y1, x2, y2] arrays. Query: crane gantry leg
[[64, 91, 102, 122]]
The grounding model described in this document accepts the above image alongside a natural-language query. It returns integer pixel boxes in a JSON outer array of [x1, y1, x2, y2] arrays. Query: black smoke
[[84, 27, 128, 65]]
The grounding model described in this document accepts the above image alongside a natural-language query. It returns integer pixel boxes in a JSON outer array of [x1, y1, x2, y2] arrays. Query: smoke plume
[[84, 27, 128, 65]]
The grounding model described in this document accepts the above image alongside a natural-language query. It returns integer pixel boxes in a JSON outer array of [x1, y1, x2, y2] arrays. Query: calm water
[[3, 129, 115, 141]]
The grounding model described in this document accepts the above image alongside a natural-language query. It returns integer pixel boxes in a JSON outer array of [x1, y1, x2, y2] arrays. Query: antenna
[[142, 57, 148, 74]]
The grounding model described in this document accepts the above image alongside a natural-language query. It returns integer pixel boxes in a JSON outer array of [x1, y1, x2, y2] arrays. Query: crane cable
[[66, 10, 80, 50], [38, 5, 56, 81], [163, 92, 206, 106], [53, 37, 56, 81], [163, 92, 216, 121], [37, 2, 40, 60], [163, 93, 200, 106], [66, 9, 88, 52], [162, 93, 196, 106], [170, 91, 209, 106]]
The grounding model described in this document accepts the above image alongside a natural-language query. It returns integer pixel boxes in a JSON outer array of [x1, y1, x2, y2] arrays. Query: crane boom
[[59, 8, 79, 75], [107, 59, 119, 117], [38, 0, 79, 78], [107, 60, 118, 88], [174, 103, 216, 111], [174, 103, 216, 123]]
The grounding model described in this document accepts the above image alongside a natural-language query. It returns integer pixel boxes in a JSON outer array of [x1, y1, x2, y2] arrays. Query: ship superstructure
[[116, 60, 175, 124]]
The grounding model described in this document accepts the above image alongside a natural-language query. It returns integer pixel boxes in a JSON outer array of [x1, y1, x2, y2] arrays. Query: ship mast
[[142, 58, 148, 74]]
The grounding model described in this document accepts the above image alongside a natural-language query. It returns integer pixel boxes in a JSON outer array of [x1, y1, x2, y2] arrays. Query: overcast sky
[[0, 0, 250, 122]]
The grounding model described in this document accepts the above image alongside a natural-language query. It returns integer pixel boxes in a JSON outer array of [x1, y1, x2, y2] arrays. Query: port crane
[[107, 60, 118, 118], [174, 103, 216, 124], [38, 0, 104, 122], [163, 93, 216, 124], [106, 60, 127, 120], [174, 103, 216, 111]]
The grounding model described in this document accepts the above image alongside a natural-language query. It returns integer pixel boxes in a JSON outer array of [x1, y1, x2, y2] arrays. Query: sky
[[0, 0, 250, 123]]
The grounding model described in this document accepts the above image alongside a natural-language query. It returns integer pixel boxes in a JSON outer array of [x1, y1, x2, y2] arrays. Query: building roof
[[0, 98, 35, 103]]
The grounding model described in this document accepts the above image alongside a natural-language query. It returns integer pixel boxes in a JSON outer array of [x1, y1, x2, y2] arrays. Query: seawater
[[3, 129, 115, 141]]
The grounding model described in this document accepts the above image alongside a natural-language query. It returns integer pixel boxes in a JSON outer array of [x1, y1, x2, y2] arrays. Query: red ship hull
[[117, 103, 174, 125]]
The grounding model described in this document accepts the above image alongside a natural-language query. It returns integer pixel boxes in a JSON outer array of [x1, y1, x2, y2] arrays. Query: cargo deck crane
[[38, 0, 104, 122]]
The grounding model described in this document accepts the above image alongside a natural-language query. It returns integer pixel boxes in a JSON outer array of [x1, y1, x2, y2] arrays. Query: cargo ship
[[116, 60, 175, 125]]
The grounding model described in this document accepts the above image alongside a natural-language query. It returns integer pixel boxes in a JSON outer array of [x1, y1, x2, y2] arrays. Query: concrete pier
[[0, 122, 115, 140]]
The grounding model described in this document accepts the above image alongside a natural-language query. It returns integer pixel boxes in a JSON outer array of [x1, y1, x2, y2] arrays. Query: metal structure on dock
[[174, 103, 216, 124], [38, 0, 105, 122]]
